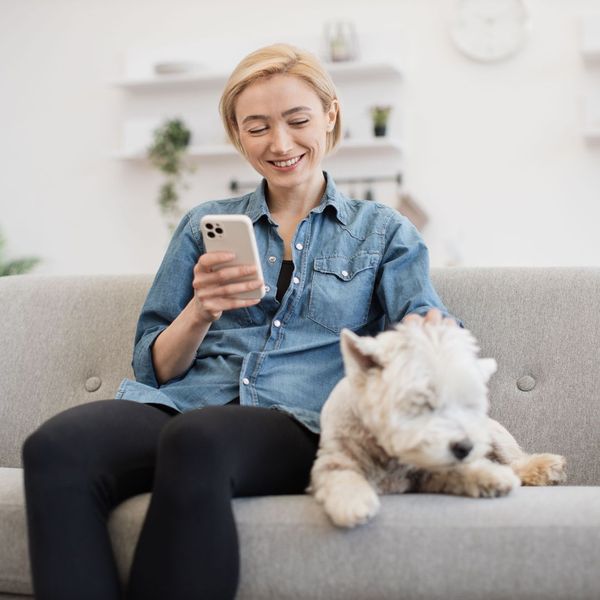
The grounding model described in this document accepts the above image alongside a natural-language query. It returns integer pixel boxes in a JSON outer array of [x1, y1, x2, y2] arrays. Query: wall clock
[[450, 0, 531, 63]]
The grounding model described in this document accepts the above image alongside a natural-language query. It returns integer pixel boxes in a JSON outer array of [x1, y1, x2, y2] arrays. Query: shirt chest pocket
[[307, 253, 380, 333]]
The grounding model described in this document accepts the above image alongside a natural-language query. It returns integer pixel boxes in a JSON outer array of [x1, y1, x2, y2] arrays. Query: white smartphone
[[200, 214, 265, 300]]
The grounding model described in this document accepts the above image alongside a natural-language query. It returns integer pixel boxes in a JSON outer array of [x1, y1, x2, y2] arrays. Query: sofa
[[0, 268, 599, 600]]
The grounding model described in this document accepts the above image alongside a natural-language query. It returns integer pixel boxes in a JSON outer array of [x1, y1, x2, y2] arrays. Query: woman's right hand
[[192, 251, 264, 323]]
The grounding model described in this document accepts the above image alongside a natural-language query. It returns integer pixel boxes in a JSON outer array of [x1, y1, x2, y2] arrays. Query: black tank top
[[276, 260, 294, 303]]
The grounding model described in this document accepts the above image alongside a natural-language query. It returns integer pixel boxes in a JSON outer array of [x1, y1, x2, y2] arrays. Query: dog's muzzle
[[450, 439, 474, 460]]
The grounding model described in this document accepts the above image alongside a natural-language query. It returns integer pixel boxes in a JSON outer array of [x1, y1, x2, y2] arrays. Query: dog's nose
[[450, 439, 473, 460]]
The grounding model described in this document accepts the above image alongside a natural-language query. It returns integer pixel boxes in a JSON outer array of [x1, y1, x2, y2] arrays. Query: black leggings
[[21, 399, 320, 600]]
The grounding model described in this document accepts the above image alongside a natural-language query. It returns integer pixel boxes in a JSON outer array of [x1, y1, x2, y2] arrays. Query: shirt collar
[[246, 171, 349, 226]]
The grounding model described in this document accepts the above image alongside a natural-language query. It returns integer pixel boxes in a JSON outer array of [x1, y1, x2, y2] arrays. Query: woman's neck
[[266, 172, 327, 220]]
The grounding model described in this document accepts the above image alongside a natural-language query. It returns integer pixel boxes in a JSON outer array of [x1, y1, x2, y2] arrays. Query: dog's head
[[340, 322, 497, 469]]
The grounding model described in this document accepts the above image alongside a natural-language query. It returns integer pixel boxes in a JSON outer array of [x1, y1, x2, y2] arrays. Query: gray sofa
[[1, 268, 599, 600]]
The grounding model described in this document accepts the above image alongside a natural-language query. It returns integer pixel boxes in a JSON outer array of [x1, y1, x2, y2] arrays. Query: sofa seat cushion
[[3, 466, 600, 599], [111, 485, 600, 600]]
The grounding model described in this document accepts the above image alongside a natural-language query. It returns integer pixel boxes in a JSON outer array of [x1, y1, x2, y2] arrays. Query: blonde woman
[[22, 44, 455, 599]]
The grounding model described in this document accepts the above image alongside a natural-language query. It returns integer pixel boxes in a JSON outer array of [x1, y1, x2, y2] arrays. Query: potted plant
[[370, 105, 392, 137], [0, 228, 40, 276], [147, 118, 194, 230]]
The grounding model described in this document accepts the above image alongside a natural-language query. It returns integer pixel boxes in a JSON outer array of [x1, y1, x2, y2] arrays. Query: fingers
[[424, 308, 443, 325], [192, 252, 264, 322], [197, 263, 259, 286], [195, 277, 264, 301], [402, 308, 458, 327], [197, 251, 236, 271]]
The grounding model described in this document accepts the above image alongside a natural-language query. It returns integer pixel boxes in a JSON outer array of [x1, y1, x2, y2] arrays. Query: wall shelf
[[111, 60, 403, 92]]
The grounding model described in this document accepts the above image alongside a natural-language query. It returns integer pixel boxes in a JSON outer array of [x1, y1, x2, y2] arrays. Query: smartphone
[[200, 214, 265, 300]]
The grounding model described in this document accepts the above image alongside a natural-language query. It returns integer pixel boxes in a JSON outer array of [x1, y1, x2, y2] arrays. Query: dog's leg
[[310, 454, 380, 528], [487, 418, 567, 486], [416, 458, 521, 498]]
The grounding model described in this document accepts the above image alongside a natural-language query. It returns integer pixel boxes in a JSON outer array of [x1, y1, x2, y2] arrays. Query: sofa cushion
[[3, 465, 600, 598]]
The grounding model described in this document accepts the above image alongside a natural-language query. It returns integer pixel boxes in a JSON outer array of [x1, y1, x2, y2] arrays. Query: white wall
[[1, 0, 599, 275]]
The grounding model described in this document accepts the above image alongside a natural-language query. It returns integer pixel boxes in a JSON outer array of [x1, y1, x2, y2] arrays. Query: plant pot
[[374, 124, 387, 137]]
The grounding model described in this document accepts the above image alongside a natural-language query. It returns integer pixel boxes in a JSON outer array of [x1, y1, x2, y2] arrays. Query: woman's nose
[[269, 126, 293, 155]]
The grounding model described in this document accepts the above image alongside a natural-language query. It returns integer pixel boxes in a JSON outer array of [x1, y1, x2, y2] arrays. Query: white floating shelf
[[112, 137, 402, 160], [111, 60, 403, 92]]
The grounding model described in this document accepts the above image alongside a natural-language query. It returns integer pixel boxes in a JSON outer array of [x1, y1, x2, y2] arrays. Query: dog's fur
[[308, 321, 567, 528]]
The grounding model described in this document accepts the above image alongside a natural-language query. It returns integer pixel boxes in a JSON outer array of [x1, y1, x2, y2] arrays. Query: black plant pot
[[373, 124, 387, 137]]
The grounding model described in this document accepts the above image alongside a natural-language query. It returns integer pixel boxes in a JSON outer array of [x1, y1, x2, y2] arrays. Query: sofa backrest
[[0, 274, 152, 469], [0, 269, 598, 485], [430, 267, 600, 486]]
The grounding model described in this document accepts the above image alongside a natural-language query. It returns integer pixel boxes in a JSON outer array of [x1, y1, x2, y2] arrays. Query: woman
[[22, 43, 455, 600]]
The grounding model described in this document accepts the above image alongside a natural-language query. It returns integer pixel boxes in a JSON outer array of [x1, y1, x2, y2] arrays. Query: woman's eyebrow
[[241, 106, 312, 124]]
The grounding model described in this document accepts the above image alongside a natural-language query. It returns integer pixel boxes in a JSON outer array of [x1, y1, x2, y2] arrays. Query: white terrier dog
[[309, 321, 567, 528]]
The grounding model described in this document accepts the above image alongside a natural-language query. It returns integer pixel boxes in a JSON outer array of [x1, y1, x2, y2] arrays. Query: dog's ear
[[340, 329, 383, 375], [477, 358, 497, 382]]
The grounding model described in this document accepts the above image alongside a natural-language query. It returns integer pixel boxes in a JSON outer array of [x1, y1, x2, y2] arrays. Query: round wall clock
[[450, 0, 531, 63]]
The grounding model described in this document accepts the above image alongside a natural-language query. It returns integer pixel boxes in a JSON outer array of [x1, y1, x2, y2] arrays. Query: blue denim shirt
[[116, 172, 452, 433]]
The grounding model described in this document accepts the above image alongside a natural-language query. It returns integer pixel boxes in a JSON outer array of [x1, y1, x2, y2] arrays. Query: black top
[[276, 260, 294, 303]]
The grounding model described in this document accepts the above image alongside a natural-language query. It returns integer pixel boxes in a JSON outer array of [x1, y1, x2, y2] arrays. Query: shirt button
[[341, 270, 349, 278], [292, 276, 300, 284], [295, 243, 303, 250], [242, 378, 250, 385], [264, 285, 271, 293], [268, 256, 277, 263], [273, 319, 281, 328]]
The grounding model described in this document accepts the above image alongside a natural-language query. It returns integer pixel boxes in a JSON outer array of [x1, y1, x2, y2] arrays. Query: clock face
[[450, 0, 531, 62]]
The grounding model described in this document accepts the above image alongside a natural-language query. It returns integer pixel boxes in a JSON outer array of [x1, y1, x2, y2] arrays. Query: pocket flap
[[313, 253, 379, 281]]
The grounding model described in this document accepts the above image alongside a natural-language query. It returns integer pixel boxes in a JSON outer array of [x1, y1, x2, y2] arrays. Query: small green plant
[[370, 105, 392, 128], [371, 105, 393, 138], [147, 118, 194, 229], [0, 228, 40, 276]]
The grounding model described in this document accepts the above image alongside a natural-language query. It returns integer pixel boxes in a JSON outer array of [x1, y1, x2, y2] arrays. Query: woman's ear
[[326, 99, 339, 132]]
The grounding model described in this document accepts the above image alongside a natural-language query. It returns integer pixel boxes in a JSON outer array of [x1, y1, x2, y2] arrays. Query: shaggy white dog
[[309, 321, 567, 528]]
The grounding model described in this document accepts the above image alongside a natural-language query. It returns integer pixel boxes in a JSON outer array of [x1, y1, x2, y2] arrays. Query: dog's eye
[[423, 401, 435, 411]]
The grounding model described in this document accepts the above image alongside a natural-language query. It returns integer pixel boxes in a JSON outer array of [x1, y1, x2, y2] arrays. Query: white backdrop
[[1, 0, 599, 275]]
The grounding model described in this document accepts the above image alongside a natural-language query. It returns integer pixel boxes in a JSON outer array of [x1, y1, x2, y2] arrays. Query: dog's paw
[[322, 486, 381, 528], [514, 453, 567, 486], [460, 462, 521, 498]]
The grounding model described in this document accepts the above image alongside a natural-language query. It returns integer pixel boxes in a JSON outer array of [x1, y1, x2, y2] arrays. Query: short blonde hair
[[219, 43, 342, 156]]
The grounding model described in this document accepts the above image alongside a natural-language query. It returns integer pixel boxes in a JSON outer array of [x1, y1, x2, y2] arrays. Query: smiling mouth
[[268, 154, 305, 169]]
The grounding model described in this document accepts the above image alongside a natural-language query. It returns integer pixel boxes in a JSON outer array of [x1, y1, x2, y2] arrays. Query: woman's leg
[[127, 405, 319, 600], [22, 399, 174, 600]]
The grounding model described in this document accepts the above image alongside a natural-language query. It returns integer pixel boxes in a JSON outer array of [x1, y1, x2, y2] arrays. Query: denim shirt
[[116, 172, 452, 433]]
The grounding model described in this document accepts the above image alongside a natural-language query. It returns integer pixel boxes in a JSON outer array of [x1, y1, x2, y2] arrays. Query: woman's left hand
[[402, 308, 457, 327]]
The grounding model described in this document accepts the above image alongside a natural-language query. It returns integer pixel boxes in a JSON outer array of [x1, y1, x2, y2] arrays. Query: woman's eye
[[248, 128, 267, 134], [290, 120, 309, 126]]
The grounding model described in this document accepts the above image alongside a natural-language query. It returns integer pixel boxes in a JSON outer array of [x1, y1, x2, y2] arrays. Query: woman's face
[[234, 74, 338, 192]]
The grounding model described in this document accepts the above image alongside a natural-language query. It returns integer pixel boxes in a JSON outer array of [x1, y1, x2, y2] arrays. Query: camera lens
[[205, 223, 214, 230], [207, 231, 215, 238], [215, 227, 223, 234]]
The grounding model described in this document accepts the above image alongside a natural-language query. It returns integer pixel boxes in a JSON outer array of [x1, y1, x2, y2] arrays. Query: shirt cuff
[[132, 327, 167, 388]]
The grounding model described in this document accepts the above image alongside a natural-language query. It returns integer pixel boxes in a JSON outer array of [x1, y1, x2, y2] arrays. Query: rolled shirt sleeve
[[376, 213, 458, 324], [132, 211, 203, 387]]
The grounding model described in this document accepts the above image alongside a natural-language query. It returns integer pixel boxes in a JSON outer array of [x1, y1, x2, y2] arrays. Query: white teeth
[[272, 155, 302, 167]]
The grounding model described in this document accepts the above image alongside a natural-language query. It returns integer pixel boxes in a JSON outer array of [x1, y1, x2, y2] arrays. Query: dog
[[308, 320, 567, 528]]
